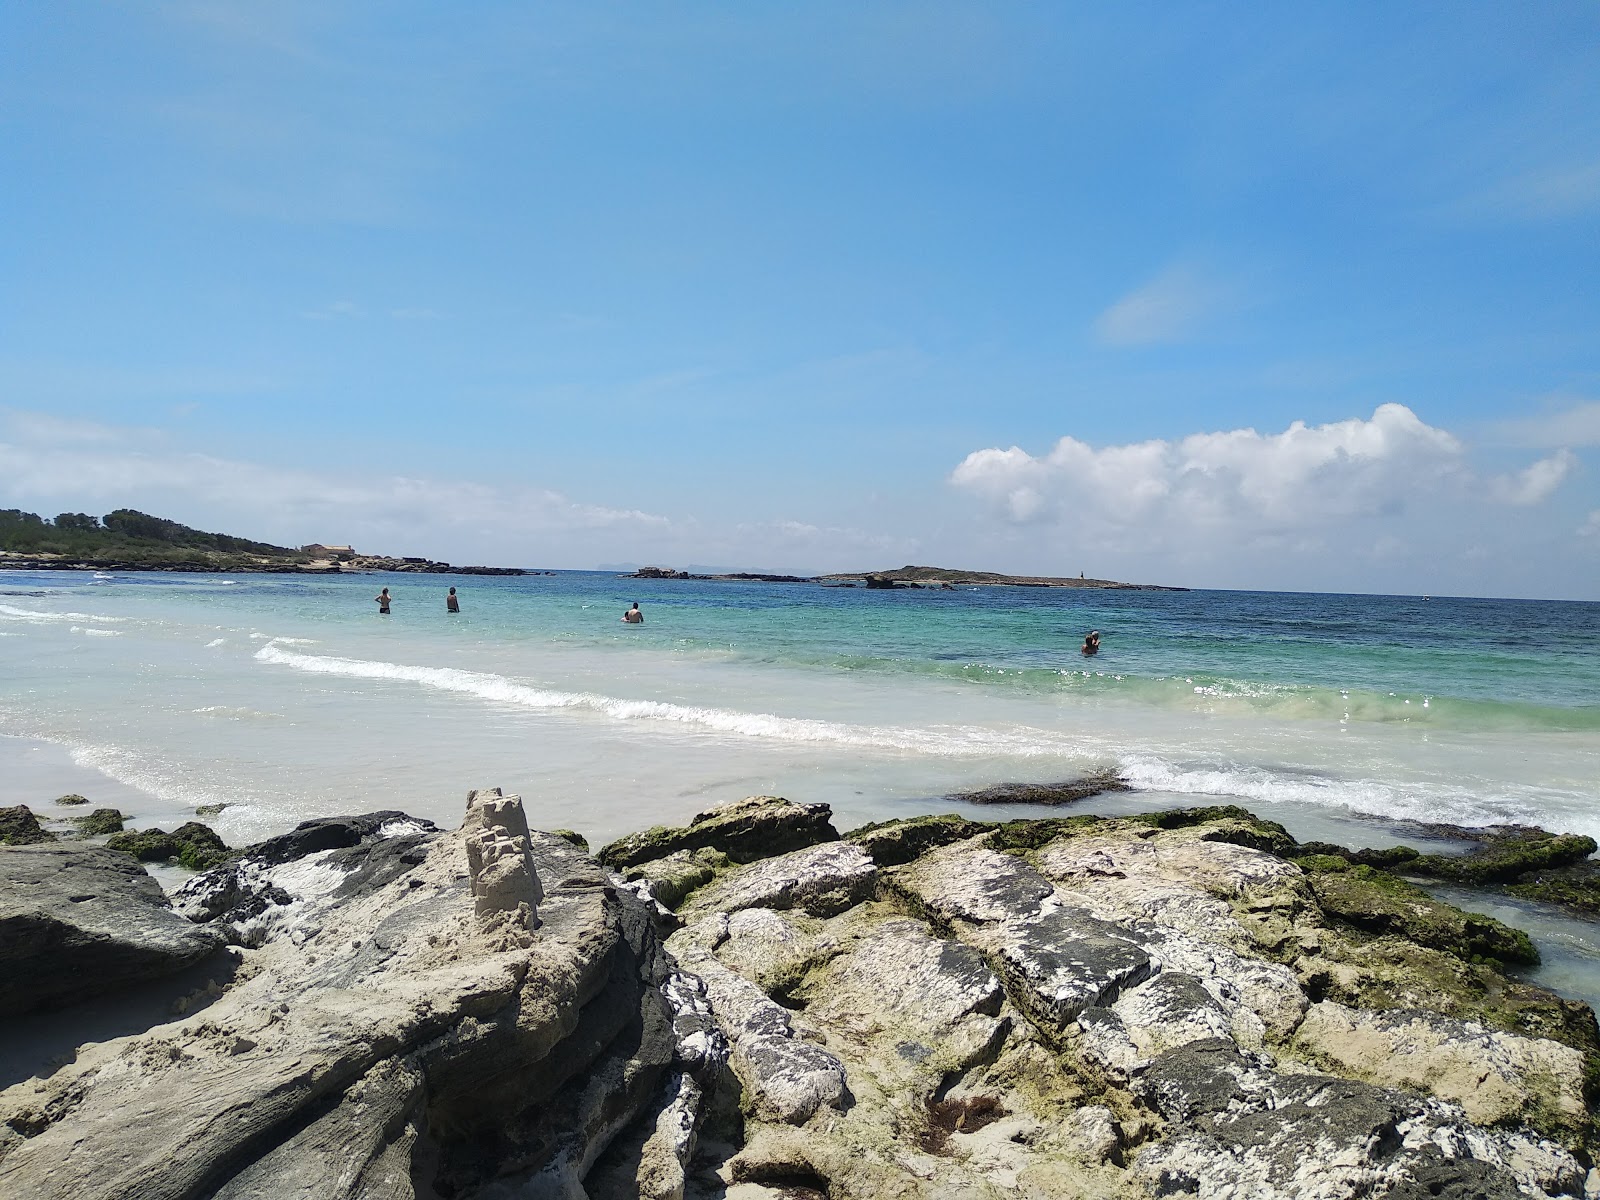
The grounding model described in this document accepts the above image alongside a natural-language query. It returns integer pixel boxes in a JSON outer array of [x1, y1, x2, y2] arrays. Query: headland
[[0, 508, 525, 575]]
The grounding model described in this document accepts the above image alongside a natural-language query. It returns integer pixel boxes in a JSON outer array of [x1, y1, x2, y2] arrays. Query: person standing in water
[[446, 586, 460, 613], [622, 601, 643, 624], [375, 587, 392, 615], [1081, 630, 1100, 655]]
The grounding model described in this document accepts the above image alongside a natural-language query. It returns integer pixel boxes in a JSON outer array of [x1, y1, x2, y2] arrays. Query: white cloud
[[1094, 264, 1237, 347], [951, 404, 1464, 535], [1581, 511, 1600, 540], [1488, 449, 1577, 506], [1496, 399, 1600, 449]]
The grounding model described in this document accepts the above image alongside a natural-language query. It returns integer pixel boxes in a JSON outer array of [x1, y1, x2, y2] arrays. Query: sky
[[2, 2, 1598, 598]]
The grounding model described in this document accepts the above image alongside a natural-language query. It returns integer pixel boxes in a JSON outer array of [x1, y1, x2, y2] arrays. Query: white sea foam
[[1115, 752, 1558, 832], [0, 603, 126, 624], [252, 642, 1076, 759], [205, 638, 227, 647], [70, 626, 122, 637], [191, 706, 279, 720]]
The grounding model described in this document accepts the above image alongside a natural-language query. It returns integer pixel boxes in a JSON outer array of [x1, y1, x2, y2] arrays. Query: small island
[[622, 563, 1186, 590], [0, 508, 525, 575]]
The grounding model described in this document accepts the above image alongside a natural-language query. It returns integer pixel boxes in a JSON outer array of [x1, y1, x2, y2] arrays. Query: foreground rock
[[0, 791, 727, 1199], [622, 799, 1599, 1199], [3, 794, 1595, 1199], [0, 843, 225, 1016]]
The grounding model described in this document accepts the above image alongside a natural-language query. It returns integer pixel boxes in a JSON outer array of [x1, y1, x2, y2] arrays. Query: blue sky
[[3, 3, 1598, 596]]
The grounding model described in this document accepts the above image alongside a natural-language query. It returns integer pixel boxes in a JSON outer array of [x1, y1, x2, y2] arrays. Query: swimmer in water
[[622, 602, 644, 624], [375, 587, 391, 615], [1081, 630, 1100, 655], [446, 586, 460, 613]]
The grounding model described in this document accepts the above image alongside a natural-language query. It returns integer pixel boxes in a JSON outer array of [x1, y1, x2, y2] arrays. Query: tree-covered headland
[[0, 509, 311, 569]]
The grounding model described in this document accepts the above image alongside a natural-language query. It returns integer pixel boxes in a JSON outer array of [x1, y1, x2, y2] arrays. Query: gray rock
[[0, 843, 224, 1016], [1132, 1039, 1586, 1199], [0, 796, 718, 1200], [692, 841, 877, 919], [599, 796, 838, 870]]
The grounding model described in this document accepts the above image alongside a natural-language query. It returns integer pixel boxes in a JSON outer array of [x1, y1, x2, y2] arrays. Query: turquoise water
[[1, 569, 1597, 849]]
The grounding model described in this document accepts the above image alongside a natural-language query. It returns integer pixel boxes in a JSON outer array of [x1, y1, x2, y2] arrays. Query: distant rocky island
[[0, 508, 525, 575], [625, 563, 1186, 590]]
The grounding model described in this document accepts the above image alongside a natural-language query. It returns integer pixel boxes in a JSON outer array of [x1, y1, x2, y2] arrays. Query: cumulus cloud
[[1094, 264, 1237, 347], [951, 404, 1466, 535], [1488, 449, 1577, 506]]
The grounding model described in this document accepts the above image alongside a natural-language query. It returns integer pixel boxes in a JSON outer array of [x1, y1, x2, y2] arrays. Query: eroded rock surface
[[644, 804, 1598, 1199], [0, 793, 726, 1200], [4, 796, 1595, 1200], [0, 843, 225, 1016]]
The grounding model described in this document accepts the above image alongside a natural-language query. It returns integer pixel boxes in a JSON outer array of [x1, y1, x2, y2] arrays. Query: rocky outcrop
[[0, 793, 727, 1200], [0, 843, 224, 1016], [598, 795, 838, 870], [4, 795, 1596, 1200], [636, 802, 1599, 1198]]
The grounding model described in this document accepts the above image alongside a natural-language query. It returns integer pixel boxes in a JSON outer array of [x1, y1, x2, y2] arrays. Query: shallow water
[[3, 566, 1596, 999]]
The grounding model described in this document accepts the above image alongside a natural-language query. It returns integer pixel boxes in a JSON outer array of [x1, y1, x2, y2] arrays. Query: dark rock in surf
[[948, 770, 1132, 807]]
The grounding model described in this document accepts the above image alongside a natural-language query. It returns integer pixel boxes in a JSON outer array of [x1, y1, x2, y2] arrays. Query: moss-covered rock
[[72, 808, 126, 836], [1296, 841, 1421, 870], [1408, 831, 1597, 885], [53, 793, 89, 807], [1132, 806, 1298, 856], [621, 847, 728, 910], [988, 814, 1110, 853], [549, 828, 589, 852], [106, 828, 179, 861], [172, 822, 230, 870], [194, 803, 229, 818], [846, 813, 994, 866], [1507, 860, 1600, 916], [0, 805, 55, 845], [1305, 863, 1538, 967], [106, 822, 230, 870], [597, 795, 837, 869]]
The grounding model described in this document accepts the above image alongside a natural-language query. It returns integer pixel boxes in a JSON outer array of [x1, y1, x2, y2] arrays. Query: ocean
[[5, 567, 1598, 1002], [3, 569, 1596, 849]]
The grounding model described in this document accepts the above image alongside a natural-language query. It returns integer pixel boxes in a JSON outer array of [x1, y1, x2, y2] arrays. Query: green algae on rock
[[0, 804, 55, 845], [1300, 860, 1539, 967], [71, 808, 125, 837], [105, 821, 230, 870], [1508, 860, 1600, 916], [845, 813, 995, 866], [597, 795, 838, 869], [1409, 830, 1598, 885]]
